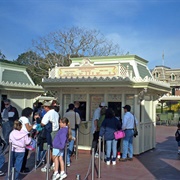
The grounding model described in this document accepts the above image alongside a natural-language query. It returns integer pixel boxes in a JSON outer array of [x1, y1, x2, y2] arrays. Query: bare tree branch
[[14, 26, 124, 84]]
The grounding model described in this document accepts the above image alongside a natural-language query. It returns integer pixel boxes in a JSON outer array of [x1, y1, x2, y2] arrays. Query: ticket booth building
[[42, 55, 170, 154]]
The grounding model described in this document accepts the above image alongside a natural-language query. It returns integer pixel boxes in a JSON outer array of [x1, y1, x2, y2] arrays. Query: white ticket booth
[[42, 55, 170, 154]]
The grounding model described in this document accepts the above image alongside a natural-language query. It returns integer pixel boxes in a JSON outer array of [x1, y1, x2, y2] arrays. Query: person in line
[[9, 121, 31, 180], [99, 108, 121, 165], [32, 112, 44, 165], [1, 99, 19, 145], [91, 102, 107, 158], [115, 116, 122, 159], [52, 117, 72, 180], [120, 105, 137, 162], [41, 100, 59, 172], [0, 141, 5, 177], [52, 100, 61, 116], [63, 103, 81, 167], [0, 123, 5, 177], [175, 123, 180, 154], [97, 107, 106, 160], [117, 131, 122, 159], [74, 101, 82, 121], [18, 107, 33, 173]]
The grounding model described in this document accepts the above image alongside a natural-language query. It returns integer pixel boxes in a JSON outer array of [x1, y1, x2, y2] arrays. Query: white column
[[86, 93, 90, 121], [133, 94, 140, 155]]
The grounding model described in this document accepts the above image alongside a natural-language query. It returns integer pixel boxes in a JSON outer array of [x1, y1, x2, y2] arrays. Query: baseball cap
[[100, 102, 107, 107], [122, 105, 131, 111]]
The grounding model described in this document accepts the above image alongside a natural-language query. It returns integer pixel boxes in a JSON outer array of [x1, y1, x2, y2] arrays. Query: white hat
[[100, 102, 107, 107], [42, 101, 52, 107]]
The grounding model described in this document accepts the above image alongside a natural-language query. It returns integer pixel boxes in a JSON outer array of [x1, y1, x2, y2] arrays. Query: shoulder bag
[[133, 116, 138, 137]]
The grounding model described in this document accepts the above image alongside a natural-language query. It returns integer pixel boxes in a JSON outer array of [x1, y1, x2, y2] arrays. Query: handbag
[[134, 128, 138, 137], [114, 130, 125, 139], [26, 138, 36, 150], [133, 116, 138, 137]]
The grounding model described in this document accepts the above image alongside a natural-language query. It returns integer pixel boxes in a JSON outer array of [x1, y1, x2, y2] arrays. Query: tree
[[0, 50, 6, 59], [15, 27, 122, 84], [14, 51, 71, 84], [32, 26, 120, 57], [14, 51, 48, 84], [15, 51, 38, 65]]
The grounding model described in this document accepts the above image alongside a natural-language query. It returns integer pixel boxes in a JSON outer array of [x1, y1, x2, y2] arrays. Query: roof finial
[[162, 50, 164, 66]]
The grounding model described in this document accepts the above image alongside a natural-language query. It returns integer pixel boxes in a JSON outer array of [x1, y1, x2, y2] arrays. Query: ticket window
[[74, 101, 86, 121], [108, 102, 122, 121]]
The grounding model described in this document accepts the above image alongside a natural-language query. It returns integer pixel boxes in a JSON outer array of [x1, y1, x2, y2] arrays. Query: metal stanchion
[[98, 137, 101, 178], [76, 174, 81, 180], [91, 148, 95, 180], [64, 143, 67, 173], [11, 167, 15, 180], [75, 128, 79, 160], [46, 145, 50, 180], [102, 136, 105, 162], [35, 138, 38, 170], [7, 142, 12, 180]]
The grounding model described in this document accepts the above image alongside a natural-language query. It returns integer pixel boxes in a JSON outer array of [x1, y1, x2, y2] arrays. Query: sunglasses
[[5, 104, 9, 105]]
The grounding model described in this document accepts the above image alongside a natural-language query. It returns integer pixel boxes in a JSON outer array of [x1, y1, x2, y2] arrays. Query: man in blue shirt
[[120, 105, 135, 161]]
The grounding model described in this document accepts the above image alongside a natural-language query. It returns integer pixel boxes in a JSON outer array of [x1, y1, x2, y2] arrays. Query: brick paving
[[1, 125, 180, 180]]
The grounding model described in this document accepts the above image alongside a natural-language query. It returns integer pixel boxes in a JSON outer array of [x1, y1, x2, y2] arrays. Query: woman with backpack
[[175, 123, 180, 154]]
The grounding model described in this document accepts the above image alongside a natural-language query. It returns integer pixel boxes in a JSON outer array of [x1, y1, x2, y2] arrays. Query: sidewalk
[[1, 125, 180, 180]]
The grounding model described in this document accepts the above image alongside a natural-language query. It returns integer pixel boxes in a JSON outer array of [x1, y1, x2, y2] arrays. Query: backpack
[[175, 129, 180, 142], [97, 114, 105, 130]]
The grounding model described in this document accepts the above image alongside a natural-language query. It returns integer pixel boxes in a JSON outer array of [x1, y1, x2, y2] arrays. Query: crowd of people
[[0, 98, 153, 179], [0, 97, 180, 179], [0, 99, 81, 180], [91, 102, 138, 165]]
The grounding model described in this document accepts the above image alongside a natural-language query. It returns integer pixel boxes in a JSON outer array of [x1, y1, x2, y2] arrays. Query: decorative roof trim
[[1, 81, 42, 88], [42, 76, 170, 88]]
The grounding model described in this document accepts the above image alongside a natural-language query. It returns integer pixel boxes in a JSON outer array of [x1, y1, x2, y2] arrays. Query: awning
[[159, 95, 180, 101]]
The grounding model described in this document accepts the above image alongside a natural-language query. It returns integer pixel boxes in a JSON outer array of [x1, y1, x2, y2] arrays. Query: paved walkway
[[1, 125, 180, 180]]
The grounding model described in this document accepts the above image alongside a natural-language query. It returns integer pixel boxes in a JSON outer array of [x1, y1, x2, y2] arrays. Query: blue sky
[[0, 0, 180, 69]]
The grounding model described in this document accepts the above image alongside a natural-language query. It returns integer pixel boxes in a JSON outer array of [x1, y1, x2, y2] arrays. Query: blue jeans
[[2, 121, 14, 144], [36, 146, 46, 162], [122, 129, 134, 159], [11, 151, 25, 180], [106, 139, 117, 161], [67, 129, 76, 164], [0, 152, 5, 169]]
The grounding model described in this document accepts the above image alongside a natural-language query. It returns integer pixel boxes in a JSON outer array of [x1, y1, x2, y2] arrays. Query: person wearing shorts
[[52, 117, 72, 180]]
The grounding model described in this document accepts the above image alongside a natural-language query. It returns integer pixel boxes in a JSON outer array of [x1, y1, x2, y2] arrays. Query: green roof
[[121, 63, 135, 77], [137, 63, 151, 78], [2, 70, 32, 84], [71, 55, 148, 65]]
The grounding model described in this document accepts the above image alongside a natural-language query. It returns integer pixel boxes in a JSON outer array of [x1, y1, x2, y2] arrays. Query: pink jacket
[[9, 129, 31, 152]]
